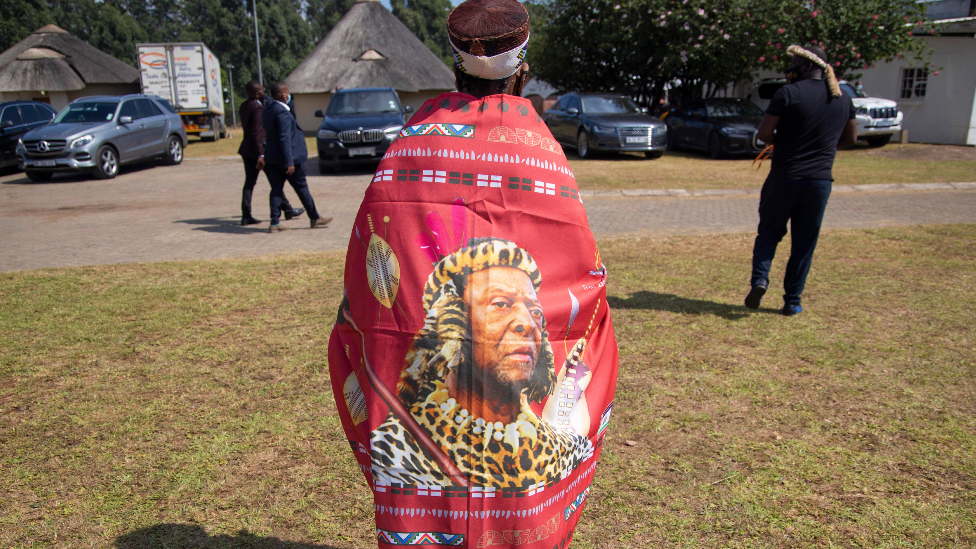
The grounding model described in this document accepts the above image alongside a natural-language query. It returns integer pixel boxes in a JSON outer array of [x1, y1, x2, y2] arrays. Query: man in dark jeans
[[237, 80, 303, 226], [745, 44, 858, 316], [262, 82, 331, 232]]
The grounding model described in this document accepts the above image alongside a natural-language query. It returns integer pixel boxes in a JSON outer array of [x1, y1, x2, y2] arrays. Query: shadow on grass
[[116, 523, 344, 549], [175, 217, 270, 234], [608, 290, 775, 320]]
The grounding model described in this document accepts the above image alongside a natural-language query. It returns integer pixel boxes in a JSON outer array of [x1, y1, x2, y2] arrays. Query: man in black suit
[[238, 80, 303, 226], [263, 82, 331, 232]]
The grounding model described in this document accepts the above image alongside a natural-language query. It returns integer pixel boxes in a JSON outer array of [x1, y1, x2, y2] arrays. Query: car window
[[19, 104, 43, 124], [581, 96, 641, 114], [679, 102, 705, 117], [119, 100, 140, 121], [136, 98, 163, 118], [326, 90, 401, 115], [705, 99, 764, 117], [1, 106, 24, 127], [53, 102, 119, 123], [567, 96, 581, 112], [153, 98, 177, 114], [550, 96, 568, 112], [35, 104, 54, 122], [839, 83, 867, 99]]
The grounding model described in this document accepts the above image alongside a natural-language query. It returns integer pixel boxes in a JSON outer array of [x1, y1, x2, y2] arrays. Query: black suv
[[0, 100, 57, 169], [314, 87, 413, 172]]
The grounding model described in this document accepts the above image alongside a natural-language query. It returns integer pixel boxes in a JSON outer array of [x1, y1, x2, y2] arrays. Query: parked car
[[17, 94, 187, 181], [542, 93, 667, 159], [0, 100, 57, 170], [314, 87, 412, 172], [666, 98, 766, 159], [748, 78, 902, 147]]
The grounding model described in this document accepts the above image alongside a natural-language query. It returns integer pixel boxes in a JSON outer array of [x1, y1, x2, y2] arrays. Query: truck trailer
[[137, 42, 226, 141]]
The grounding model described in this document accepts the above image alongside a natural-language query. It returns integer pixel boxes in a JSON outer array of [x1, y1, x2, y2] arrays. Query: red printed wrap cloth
[[328, 93, 618, 548]]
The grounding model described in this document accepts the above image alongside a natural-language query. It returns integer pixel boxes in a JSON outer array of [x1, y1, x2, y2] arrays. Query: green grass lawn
[[567, 145, 976, 191], [185, 135, 976, 193], [3, 226, 973, 548]]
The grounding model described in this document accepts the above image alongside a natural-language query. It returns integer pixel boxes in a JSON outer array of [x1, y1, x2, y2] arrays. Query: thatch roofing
[[285, 0, 455, 94], [0, 25, 139, 92]]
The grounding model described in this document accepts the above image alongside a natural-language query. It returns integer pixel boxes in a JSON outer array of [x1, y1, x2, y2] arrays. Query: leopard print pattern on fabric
[[371, 380, 593, 489]]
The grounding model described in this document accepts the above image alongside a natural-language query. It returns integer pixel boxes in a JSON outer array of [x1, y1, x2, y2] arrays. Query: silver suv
[[17, 94, 187, 181]]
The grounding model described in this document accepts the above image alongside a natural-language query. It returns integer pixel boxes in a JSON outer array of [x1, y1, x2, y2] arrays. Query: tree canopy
[[531, 0, 938, 106], [1, 0, 941, 110]]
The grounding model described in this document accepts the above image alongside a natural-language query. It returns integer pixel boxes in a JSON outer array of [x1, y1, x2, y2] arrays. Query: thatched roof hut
[[285, 0, 456, 131], [0, 25, 140, 110]]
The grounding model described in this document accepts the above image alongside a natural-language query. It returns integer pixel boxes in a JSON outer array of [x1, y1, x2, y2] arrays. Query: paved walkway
[[1, 157, 974, 272]]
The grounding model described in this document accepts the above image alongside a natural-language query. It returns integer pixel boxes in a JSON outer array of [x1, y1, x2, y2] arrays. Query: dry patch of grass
[[570, 144, 976, 191], [1, 226, 974, 548]]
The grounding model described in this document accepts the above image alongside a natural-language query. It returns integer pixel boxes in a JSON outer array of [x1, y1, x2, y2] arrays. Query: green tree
[[533, 0, 937, 107], [0, 0, 52, 52], [305, 0, 357, 43], [391, 0, 454, 66]]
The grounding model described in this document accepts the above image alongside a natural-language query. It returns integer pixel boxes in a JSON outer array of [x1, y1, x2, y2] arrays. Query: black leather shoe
[[744, 279, 768, 309], [283, 207, 305, 220], [241, 216, 261, 226]]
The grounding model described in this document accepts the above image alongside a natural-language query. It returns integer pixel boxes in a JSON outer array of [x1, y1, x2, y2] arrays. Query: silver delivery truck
[[136, 42, 226, 141]]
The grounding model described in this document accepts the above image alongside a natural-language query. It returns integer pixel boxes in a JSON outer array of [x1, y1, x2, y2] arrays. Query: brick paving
[[1, 157, 974, 272]]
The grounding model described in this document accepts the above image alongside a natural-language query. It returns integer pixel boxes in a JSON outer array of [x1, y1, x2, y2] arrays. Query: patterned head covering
[[448, 0, 530, 80], [398, 238, 555, 404]]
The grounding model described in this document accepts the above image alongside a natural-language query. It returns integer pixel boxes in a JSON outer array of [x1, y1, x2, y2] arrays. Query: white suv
[[747, 79, 902, 147]]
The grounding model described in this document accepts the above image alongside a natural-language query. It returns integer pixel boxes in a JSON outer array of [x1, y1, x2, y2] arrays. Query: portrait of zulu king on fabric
[[327, 0, 619, 547]]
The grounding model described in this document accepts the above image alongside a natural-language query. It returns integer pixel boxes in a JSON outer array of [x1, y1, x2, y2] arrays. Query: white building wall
[[857, 35, 976, 145]]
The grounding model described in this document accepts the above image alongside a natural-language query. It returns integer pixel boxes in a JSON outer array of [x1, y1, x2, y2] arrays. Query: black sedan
[[0, 100, 57, 169], [543, 93, 667, 159], [666, 98, 766, 159]]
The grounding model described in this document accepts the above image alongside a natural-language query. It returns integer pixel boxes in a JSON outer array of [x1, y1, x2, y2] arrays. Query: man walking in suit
[[263, 82, 331, 232], [238, 80, 303, 226]]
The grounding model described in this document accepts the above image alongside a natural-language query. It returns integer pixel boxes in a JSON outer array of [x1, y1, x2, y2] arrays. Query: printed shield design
[[366, 233, 400, 309]]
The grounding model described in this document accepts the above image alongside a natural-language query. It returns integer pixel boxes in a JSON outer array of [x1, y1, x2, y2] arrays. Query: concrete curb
[[580, 182, 976, 198]]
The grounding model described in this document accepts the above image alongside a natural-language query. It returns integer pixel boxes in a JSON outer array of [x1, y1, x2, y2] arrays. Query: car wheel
[[708, 133, 725, 159], [25, 170, 52, 182], [93, 145, 119, 179], [866, 135, 891, 147], [163, 135, 183, 165], [644, 150, 664, 159], [576, 130, 591, 159]]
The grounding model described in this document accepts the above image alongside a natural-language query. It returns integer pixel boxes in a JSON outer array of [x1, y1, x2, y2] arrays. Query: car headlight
[[16, 138, 24, 150], [855, 107, 869, 116], [70, 135, 94, 148], [592, 125, 615, 133], [719, 127, 751, 136], [384, 125, 404, 138], [317, 129, 338, 140]]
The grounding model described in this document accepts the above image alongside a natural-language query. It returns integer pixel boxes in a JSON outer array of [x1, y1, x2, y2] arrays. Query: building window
[[900, 68, 928, 99]]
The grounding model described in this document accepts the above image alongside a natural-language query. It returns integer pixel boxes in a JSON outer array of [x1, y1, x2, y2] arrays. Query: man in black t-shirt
[[745, 45, 858, 316]]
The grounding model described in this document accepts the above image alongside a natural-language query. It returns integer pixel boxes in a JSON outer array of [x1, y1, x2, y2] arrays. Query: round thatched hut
[[0, 25, 140, 112], [284, 0, 456, 132]]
